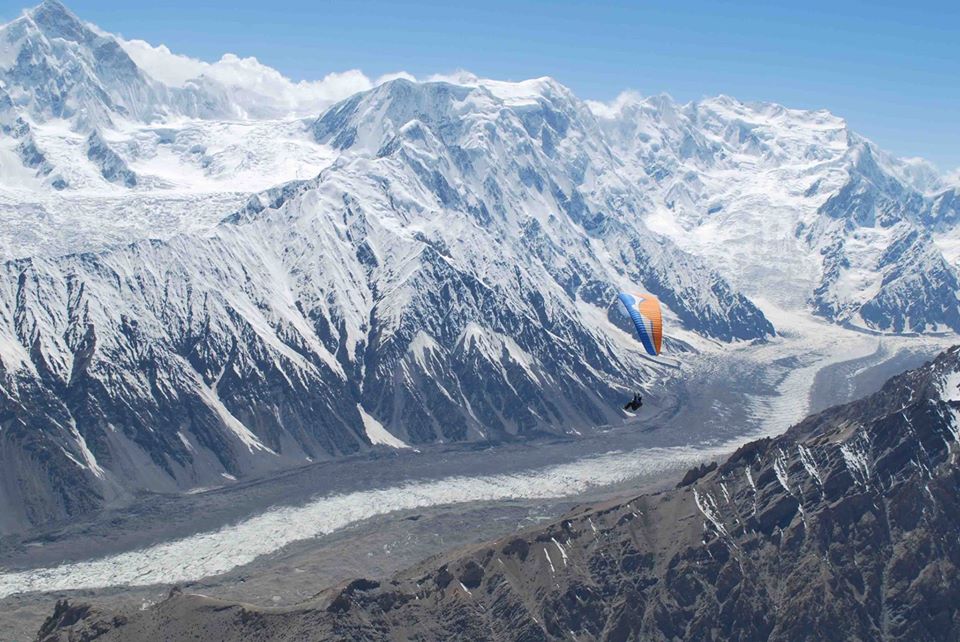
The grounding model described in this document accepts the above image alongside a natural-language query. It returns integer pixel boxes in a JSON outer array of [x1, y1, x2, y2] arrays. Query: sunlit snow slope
[[0, 0, 341, 258]]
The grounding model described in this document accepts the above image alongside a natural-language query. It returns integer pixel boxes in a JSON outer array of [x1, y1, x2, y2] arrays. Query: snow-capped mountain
[[0, 0, 349, 131], [0, 1, 957, 534], [4, 1, 957, 331], [0, 0, 352, 261], [0, 54, 773, 533], [594, 93, 960, 332], [0, 0, 232, 193]]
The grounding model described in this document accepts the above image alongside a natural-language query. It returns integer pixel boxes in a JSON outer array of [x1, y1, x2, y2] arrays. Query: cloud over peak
[[120, 37, 385, 117]]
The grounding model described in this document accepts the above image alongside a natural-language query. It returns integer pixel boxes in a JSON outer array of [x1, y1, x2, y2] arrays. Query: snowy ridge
[[939, 368, 960, 403]]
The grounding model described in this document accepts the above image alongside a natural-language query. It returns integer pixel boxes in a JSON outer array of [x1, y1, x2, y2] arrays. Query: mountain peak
[[27, 0, 89, 43], [32, 0, 70, 11]]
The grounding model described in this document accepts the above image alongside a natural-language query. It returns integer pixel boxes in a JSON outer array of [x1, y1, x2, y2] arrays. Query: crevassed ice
[[0, 441, 731, 598]]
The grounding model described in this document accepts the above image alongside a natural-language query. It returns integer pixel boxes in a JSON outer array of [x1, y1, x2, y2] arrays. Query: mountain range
[[1, 0, 959, 535]]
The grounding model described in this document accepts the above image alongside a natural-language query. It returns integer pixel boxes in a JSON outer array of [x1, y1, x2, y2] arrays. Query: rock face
[[40, 347, 960, 640], [84, 131, 137, 186]]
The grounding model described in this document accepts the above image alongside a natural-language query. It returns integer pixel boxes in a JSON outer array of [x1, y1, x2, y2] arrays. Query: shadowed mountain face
[[39, 346, 960, 641]]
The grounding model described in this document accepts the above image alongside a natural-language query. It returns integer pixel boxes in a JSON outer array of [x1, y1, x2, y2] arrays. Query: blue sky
[[6, 0, 959, 170]]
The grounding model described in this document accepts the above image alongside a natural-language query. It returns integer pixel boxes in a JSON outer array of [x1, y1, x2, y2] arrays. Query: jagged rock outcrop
[[85, 131, 137, 186]]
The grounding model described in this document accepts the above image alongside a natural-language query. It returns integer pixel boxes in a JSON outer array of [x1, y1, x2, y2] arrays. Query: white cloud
[[119, 39, 206, 86], [118, 38, 515, 119], [115, 36, 587, 118], [119, 37, 394, 117], [424, 69, 481, 85], [891, 155, 949, 194], [374, 71, 417, 85], [584, 90, 645, 119]]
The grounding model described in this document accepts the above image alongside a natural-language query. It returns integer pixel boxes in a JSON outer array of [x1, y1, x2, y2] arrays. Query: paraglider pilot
[[623, 392, 643, 412]]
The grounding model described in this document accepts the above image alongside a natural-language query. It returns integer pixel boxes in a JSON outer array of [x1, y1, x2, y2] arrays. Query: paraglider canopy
[[617, 291, 662, 356]]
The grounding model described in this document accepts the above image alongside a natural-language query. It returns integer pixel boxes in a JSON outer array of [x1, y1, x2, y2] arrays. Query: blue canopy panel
[[617, 292, 662, 357]]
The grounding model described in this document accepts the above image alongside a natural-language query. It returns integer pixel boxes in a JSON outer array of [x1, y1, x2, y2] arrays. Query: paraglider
[[617, 291, 663, 412], [617, 291, 662, 357]]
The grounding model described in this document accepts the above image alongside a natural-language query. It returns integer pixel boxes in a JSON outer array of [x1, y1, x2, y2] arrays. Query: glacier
[[1, 311, 935, 598]]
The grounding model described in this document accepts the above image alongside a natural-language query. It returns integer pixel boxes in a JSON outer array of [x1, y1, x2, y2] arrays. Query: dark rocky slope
[[38, 347, 960, 640]]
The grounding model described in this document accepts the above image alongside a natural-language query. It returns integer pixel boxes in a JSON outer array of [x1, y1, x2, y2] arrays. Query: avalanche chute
[[617, 291, 663, 357]]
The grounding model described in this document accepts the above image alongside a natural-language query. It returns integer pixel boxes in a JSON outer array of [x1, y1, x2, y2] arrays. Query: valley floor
[[0, 315, 951, 641]]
